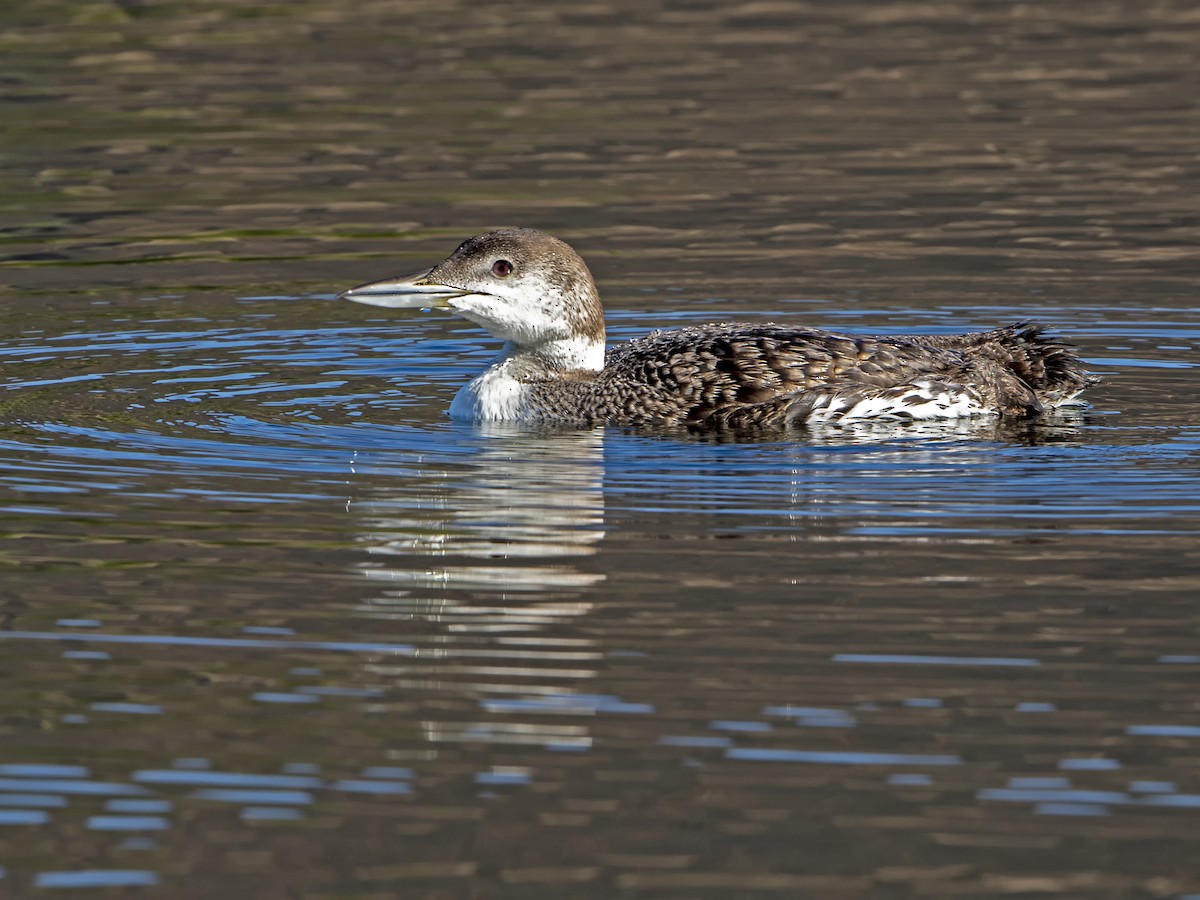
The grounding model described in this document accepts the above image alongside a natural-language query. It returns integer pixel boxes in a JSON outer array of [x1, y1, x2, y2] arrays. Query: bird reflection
[[350, 425, 604, 592], [340, 410, 1091, 753], [345, 427, 610, 750]]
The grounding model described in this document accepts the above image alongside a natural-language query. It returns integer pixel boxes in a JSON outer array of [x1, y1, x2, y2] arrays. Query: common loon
[[339, 228, 1098, 429]]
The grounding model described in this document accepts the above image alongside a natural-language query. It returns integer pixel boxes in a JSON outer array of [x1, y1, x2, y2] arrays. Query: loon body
[[339, 228, 1097, 429]]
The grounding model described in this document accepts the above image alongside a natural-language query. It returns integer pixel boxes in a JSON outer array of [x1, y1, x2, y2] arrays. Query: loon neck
[[502, 333, 606, 377], [449, 334, 604, 422]]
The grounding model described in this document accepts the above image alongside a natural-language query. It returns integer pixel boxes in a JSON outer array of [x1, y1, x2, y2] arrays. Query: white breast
[[448, 362, 531, 422]]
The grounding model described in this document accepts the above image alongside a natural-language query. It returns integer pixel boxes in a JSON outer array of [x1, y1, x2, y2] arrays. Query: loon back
[[521, 322, 1099, 428]]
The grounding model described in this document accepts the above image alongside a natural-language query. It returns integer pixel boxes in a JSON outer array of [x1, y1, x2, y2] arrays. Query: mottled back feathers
[[522, 322, 1098, 429]]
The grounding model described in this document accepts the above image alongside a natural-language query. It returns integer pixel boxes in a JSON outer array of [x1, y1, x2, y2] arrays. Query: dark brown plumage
[[519, 322, 1098, 429]]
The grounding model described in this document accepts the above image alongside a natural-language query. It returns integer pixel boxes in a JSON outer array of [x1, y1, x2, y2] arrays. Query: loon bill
[[338, 228, 1098, 429]]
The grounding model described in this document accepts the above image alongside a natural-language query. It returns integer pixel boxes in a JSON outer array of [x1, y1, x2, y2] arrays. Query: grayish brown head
[[339, 228, 606, 352]]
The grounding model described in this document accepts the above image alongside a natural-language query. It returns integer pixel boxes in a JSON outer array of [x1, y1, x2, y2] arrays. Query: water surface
[[2, 1, 1199, 897]]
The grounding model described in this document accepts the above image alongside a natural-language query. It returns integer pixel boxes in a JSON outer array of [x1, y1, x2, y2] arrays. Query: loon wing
[[602, 322, 1091, 428]]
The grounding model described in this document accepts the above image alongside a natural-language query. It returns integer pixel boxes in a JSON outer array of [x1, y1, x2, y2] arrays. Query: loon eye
[[491, 259, 514, 277]]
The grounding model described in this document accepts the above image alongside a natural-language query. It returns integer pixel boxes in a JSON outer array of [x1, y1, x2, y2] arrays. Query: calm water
[[2, 1, 1199, 897]]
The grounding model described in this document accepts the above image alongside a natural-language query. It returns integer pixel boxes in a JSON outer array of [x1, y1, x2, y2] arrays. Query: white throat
[[448, 335, 605, 422]]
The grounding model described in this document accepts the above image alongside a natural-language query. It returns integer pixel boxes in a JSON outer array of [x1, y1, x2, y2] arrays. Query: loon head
[[339, 228, 606, 366]]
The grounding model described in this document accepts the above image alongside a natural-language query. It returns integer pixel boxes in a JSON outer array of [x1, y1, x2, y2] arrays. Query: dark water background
[[2, 1, 1199, 896]]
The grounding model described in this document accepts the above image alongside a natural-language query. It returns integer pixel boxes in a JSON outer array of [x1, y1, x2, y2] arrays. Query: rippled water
[[2, 1, 1199, 897]]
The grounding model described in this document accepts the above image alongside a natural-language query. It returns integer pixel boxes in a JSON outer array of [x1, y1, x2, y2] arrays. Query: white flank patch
[[806, 379, 989, 424]]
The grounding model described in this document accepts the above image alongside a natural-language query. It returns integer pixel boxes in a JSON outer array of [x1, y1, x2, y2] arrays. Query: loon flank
[[339, 228, 1098, 429]]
